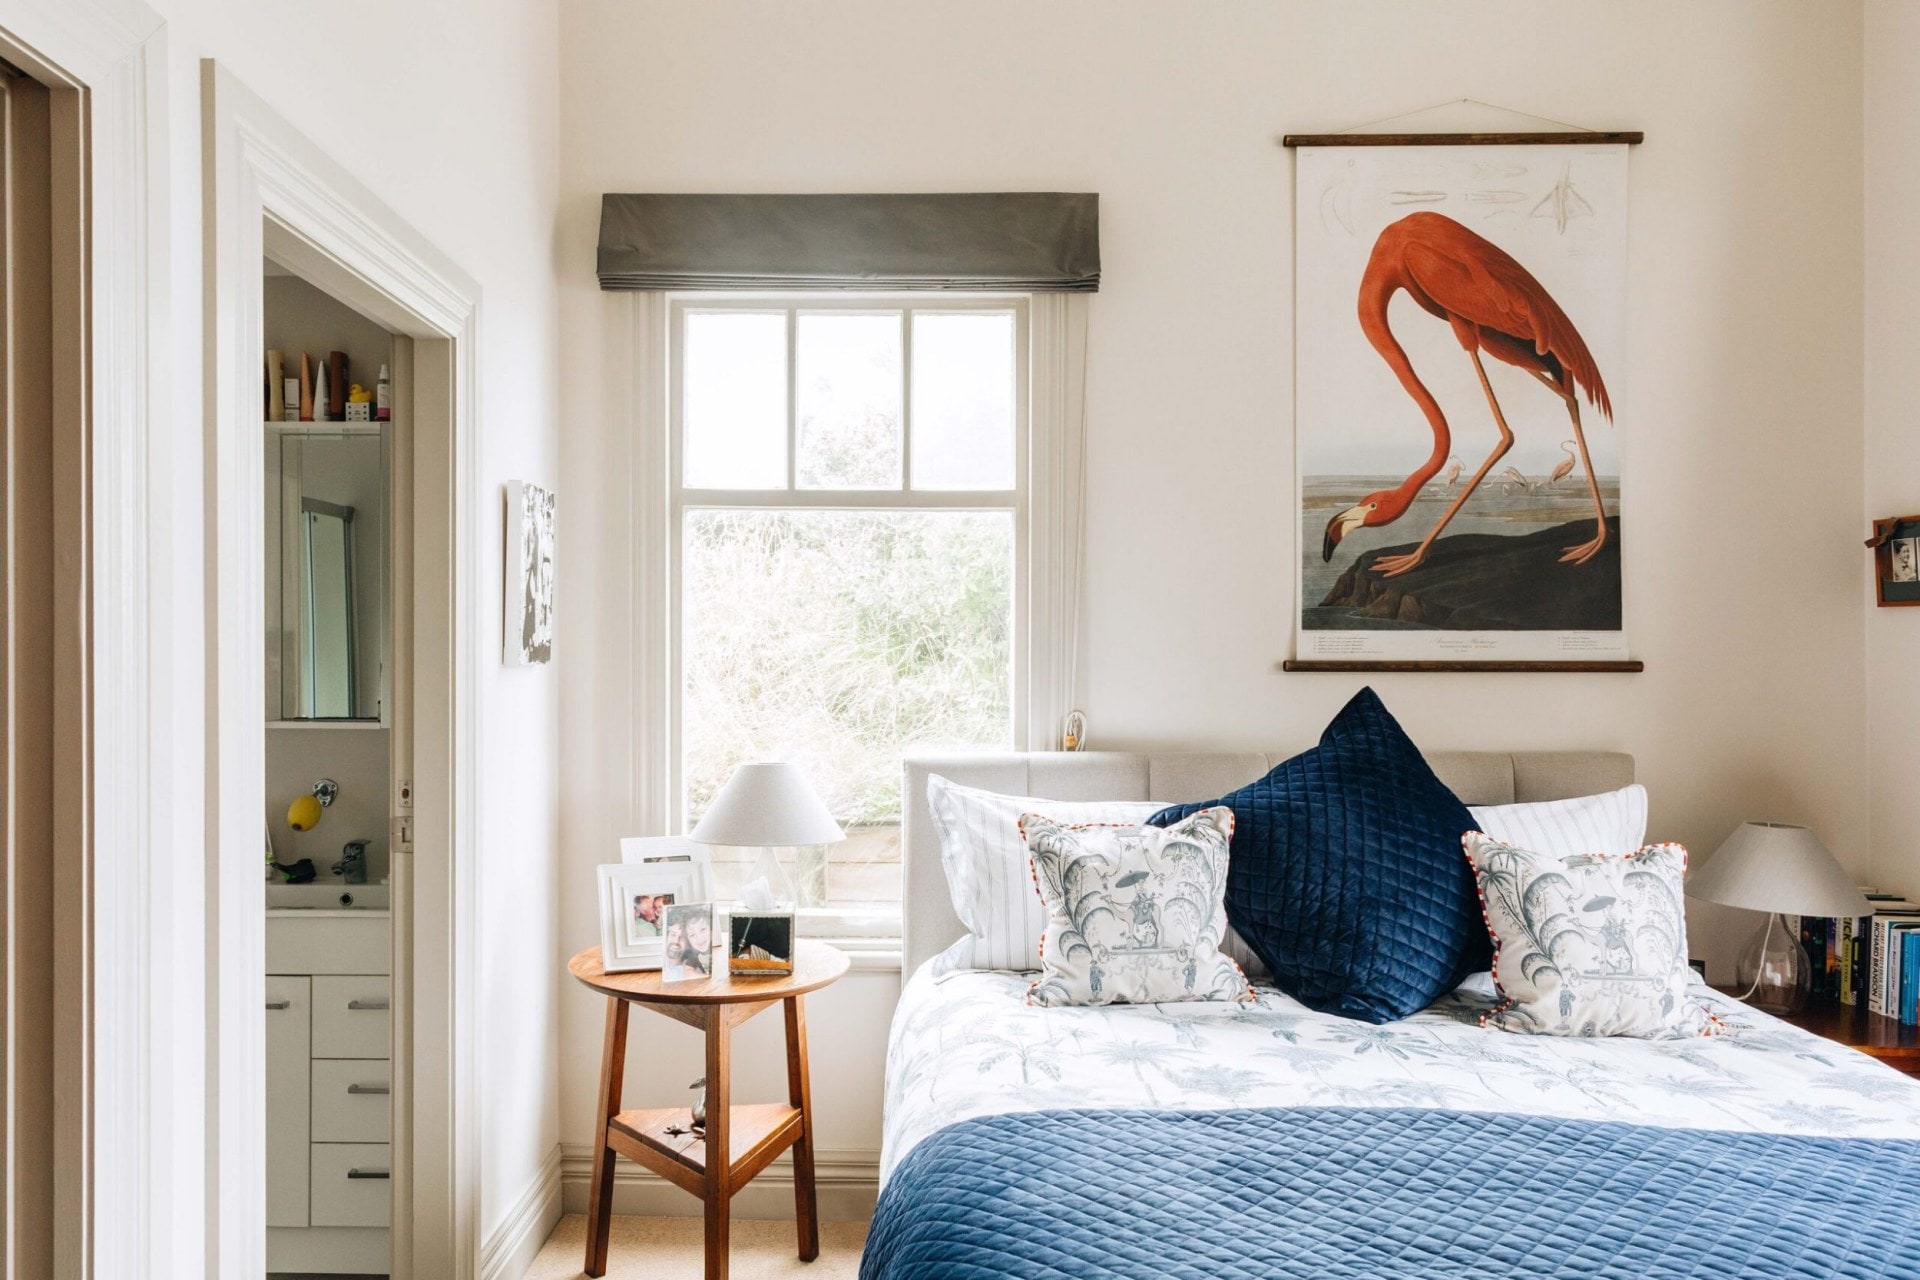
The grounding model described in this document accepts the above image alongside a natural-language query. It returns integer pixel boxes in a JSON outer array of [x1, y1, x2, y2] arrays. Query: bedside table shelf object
[[569, 941, 850, 1280]]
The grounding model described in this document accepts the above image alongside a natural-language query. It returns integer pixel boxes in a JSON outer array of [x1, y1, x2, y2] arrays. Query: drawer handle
[[346, 999, 389, 1011], [347, 1083, 390, 1095], [265, 999, 292, 1010], [347, 1168, 390, 1180]]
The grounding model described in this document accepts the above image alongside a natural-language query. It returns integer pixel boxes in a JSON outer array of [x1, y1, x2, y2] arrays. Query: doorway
[[205, 64, 484, 1278]]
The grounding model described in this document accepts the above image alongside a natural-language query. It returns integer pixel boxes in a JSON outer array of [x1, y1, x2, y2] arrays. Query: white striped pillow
[[1468, 784, 1648, 859], [925, 774, 1163, 975]]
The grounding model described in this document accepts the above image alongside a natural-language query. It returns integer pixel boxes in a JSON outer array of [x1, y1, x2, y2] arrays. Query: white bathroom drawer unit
[[312, 1059, 391, 1143], [311, 975, 391, 1058], [265, 912, 391, 1273], [309, 1143, 392, 1227]]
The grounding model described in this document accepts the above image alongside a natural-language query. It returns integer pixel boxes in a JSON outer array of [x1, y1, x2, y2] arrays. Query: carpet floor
[[526, 1214, 867, 1279]]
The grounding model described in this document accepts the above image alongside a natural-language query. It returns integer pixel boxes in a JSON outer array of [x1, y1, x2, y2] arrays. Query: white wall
[[1865, 1, 1920, 901], [130, 0, 567, 1259], [556, 0, 1871, 1208]]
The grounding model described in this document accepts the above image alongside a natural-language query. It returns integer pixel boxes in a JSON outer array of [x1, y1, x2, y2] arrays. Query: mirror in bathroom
[[268, 427, 388, 721]]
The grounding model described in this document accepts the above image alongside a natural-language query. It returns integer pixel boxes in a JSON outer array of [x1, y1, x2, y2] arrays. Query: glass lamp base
[[793, 843, 830, 908], [740, 846, 797, 910], [1734, 911, 1812, 1015]]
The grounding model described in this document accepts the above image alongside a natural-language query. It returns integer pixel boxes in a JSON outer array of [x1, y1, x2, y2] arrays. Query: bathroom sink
[[264, 883, 389, 911]]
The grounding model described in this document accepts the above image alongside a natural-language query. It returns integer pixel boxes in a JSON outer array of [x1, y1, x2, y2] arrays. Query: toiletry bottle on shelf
[[267, 350, 286, 421], [313, 361, 330, 423], [327, 351, 348, 420], [376, 363, 391, 421]]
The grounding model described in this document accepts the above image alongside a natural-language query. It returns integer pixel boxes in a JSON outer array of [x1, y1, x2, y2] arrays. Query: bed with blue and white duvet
[[866, 968, 1920, 1279], [872, 734, 1920, 1280]]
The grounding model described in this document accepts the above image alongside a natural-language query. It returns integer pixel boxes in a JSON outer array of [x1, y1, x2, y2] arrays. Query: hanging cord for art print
[[1326, 97, 1603, 137]]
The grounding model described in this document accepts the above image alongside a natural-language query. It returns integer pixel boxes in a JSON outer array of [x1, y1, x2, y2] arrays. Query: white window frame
[[629, 291, 1088, 944]]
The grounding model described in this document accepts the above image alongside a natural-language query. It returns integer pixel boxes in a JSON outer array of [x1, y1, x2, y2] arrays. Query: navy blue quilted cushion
[[1151, 687, 1482, 1021], [864, 1108, 1920, 1280]]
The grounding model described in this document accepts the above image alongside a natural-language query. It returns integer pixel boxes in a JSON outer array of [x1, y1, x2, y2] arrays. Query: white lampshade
[[690, 762, 845, 848], [1688, 822, 1871, 919]]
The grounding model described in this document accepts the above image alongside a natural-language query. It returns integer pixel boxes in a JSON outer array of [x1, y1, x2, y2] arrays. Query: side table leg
[[784, 994, 819, 1262], [585, 997, 629, 1278], [704, 1008, 732, 1280]]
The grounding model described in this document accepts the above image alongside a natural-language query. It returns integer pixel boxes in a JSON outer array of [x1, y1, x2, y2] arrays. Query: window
[[668, 297, 1035, 932]]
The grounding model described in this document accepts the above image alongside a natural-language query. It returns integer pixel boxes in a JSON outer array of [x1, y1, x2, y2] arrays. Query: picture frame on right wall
[[1869, 515, 1920, 607]]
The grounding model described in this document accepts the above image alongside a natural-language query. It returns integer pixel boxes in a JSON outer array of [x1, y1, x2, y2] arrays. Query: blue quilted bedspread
[[862, 1107, 1920, 1279]]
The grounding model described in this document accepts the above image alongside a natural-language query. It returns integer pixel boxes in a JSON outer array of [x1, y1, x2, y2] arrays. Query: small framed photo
[[597, 861, 702, 972], [1895, 538, 1919, 584], [728, 911, 795, 977], [1871, 515, 1920, 606], [618, 835, 715, 903], [661, 902, 715, 983]]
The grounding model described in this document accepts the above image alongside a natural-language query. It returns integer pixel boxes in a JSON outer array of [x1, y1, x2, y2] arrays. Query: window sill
[[794, 903, 898, 938], [816, 938, 903, 973]]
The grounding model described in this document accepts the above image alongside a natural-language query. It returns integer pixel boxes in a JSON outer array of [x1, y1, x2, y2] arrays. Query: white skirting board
[[558, 1144, 880, 1222], [480, 1145, 564, 1280]]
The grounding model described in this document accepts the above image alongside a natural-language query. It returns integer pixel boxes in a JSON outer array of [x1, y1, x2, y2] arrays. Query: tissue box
[[726, 911, 795, 976]]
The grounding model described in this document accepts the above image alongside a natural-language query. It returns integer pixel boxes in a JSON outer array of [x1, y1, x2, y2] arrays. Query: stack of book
[[1793, 891, 1920, 1022]]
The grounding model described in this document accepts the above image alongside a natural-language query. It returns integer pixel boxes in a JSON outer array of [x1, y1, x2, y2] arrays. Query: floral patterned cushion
[[1463, 832, 1719, 1038], [1020, 807, 1252, 1008]]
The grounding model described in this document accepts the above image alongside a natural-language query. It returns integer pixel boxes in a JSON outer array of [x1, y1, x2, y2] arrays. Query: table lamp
[[1688, 821, 1871, 1014], [690, 762, 845, 908]]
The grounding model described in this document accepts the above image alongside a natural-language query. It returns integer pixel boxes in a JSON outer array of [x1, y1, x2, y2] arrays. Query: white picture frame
[[597, 861, 702, 972], [618, 835, 715, 903]]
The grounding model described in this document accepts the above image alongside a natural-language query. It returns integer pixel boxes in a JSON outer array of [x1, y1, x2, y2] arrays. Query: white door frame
[[0, 1, 167, 1275], [202, 61, 483, 1279]]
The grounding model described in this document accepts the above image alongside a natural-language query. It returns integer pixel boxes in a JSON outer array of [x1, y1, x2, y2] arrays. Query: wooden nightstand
[[569, 940, 850, 1280], [1718, 988, 1920, 1078]]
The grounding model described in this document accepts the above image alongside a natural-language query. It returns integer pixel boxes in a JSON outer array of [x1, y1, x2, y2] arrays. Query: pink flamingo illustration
[[1321, 211, 1613, 578]]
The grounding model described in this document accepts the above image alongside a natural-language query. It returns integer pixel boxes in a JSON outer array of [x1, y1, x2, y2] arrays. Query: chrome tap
[[332, 839, 370, 885]]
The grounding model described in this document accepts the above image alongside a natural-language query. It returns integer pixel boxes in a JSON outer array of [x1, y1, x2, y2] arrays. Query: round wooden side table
[[569, 940, 850, 1280]]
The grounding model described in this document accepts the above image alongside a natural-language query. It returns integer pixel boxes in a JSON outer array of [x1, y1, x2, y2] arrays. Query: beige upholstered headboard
[[900, 749, 1635, 975]]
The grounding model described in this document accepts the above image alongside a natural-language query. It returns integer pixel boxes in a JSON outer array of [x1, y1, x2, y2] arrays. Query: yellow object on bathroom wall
[[288, 793, 324, 831]]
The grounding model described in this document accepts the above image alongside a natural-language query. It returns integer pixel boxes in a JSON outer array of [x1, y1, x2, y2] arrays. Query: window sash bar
[[677, 488, 1015, 511], [900, 307, 914, 491], [785, 307, 798, 490]]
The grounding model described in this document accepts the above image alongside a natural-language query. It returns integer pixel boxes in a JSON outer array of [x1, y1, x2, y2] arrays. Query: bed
[[865, 751, 1920, 1280]]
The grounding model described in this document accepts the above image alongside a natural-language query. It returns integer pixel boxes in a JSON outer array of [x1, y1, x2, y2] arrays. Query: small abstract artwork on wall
[[1289, 136, 1637, 670], [505, 480, 555, 665]]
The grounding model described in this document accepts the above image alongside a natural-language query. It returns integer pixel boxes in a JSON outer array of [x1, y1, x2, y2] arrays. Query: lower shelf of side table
[[607, 1104, 803, 1196]]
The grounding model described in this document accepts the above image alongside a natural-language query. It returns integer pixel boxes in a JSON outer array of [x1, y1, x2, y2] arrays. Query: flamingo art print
[[1320, 211, 1614, 579]]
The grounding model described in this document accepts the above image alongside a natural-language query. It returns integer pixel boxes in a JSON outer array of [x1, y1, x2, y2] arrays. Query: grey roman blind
[[596, 193, 1100, 292]]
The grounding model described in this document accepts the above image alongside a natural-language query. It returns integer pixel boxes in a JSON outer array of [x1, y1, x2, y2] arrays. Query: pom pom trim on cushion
[[1463, 833, 1724, 1039]]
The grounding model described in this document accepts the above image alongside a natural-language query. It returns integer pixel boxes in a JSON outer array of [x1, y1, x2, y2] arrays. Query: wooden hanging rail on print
[[1281, 660, 1645, 674], [1283, 131, 1644, 148]]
